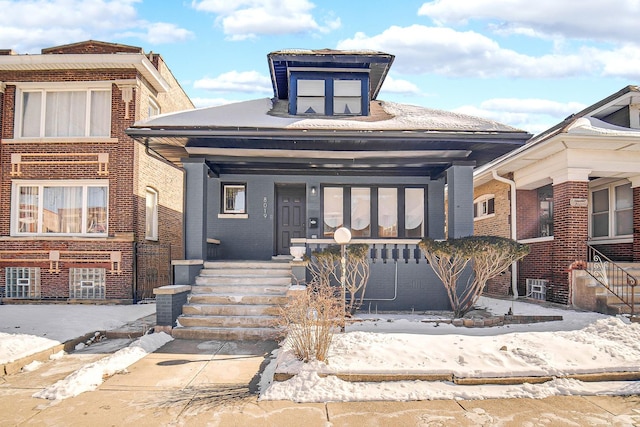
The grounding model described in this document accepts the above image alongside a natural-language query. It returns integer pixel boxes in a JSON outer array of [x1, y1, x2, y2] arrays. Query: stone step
[[179, 314, 278, 328], [203, 261, 291, 270], [190, 284, 289, 295], [171, 326, 281, 341], [188, 294, 289, 305], [195, 275, 291, 286], [198, 268, 290, 278], [182, 304, 281, 316]]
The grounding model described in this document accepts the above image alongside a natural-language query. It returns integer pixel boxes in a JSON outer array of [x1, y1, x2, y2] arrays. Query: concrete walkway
[[1, 337, 639, 426]]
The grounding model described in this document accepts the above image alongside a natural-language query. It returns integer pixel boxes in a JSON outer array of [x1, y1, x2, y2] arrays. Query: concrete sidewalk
[[1, 337, 639, 426]]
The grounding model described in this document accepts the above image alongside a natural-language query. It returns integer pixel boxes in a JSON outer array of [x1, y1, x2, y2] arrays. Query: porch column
[[182, 159, 209, 260], [427, 177, 446, 239], [631, 176, 640, 261], [551, 169, 590, 304], [446, 164, 474, 238]]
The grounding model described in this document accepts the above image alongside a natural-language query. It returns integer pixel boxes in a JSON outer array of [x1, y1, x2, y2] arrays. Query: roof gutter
[[491, 170, 519, 299]]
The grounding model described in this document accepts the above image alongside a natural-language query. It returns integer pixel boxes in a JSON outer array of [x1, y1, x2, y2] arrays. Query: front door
[[276, 185, 306, 255]]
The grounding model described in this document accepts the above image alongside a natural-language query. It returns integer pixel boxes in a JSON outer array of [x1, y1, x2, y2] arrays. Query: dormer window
[[334, 80, 362, 115], [297, 80, 325, 115], [290, 73, 368, 117]]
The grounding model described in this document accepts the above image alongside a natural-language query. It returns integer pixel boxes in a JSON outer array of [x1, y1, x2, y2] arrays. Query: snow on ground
[[0, 303, 156, 364], [259, 297, 640, 402], [33, 332, 173, 401]]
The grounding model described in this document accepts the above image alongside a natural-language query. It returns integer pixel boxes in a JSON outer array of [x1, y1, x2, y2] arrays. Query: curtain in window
[[378, 188, 398, 237], [45, 91, 86, 137], [43, 186, 82, 233], [21, 92, 42, 137], [351, 187, 370, 237], [323, 187, 343, 236], [87, 186, 108, 234], [18, 186, 39, 233], [90, 91, 111, 136], [405, 188, 424, 237]]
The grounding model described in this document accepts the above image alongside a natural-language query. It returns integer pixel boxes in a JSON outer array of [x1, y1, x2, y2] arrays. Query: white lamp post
[[333, 227, 351, 331]]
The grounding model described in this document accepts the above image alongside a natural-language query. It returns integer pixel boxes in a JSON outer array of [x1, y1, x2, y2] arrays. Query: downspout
[[491, 170, 519, 298]]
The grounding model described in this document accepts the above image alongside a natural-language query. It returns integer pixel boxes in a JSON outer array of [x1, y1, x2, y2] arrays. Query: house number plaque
[[263, 197, 268, 218], [570, 198, 588, 207]]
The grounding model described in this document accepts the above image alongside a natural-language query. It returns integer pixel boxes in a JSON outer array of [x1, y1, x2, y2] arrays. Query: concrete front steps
[[172, 261, 291, 341], [583, 262, 640, 315]]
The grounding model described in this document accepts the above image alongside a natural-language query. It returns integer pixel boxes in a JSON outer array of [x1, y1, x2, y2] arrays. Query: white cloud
[[0, 0, 192, 52], [454, 98, 587, 135], [418, 0, 640, 45], [191, 0, 340, 40], [193, 70, 272, 93], [379, 76, 422, 95], [337, 25, 595, 79]]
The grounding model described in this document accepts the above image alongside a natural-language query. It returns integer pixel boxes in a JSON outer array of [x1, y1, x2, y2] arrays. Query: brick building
[[473, 86, 640, 306], [0, 40, 193, 303]]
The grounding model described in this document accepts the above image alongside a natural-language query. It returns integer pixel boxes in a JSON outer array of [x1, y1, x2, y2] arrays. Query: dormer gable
[[267, 49, 394, 117]]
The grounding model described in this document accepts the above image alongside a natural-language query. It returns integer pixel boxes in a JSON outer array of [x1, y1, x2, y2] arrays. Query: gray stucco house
[[127, 49, 530, 312]]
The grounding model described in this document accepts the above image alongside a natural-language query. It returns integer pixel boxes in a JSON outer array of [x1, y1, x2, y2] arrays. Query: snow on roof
[[566, 116, 640, 136], [134, 98, 523, 133]]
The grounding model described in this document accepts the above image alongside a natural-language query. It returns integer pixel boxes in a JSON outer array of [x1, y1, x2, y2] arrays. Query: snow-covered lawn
[[0, 303, 156, 364], [259, 297, 640, 402], [2, 298, 640, 403]]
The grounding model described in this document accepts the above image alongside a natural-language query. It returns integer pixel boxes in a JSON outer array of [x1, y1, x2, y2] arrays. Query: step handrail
[[586, 245, 637, 317]]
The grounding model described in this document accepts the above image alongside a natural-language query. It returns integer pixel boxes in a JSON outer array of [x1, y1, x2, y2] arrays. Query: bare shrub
[[341, 244, 370, 314], [276, 282, 343, 362], [420, 236, 529, 318]]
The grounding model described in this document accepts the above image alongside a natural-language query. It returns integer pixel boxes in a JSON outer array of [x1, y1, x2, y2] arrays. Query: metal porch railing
[[586, 245, 637, 317]]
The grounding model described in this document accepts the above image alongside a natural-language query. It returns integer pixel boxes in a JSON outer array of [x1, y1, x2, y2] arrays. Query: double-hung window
[[12, 180, 108, 236], [591, 181, 632, 239], [19, 87, 111, 138], [297, 80, 325, 115]]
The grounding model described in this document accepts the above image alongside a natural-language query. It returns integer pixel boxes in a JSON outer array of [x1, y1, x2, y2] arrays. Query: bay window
[[12, 180, 108, 236], [19, 88, 111, 138]]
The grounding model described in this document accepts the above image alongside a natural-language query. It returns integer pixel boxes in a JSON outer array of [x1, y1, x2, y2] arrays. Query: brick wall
[[0, 42, 193, 303], [516, 189, 539, 240], [634, 186, 640, 261], [473, 180, 513, 296], [518, 239, 553, 296], [549, 181, 588, 304], [592, 242, 633, 261]]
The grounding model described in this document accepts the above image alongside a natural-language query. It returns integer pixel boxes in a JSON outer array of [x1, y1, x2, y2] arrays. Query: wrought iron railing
[[586, 245, 637, 316]]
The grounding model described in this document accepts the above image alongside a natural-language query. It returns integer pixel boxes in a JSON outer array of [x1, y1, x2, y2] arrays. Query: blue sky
[[2, 0, 639, 135]]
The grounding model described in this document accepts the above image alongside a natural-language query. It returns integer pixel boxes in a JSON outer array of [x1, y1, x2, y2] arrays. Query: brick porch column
[[551, 176, 589, 304], [633, 185, 640, 261]]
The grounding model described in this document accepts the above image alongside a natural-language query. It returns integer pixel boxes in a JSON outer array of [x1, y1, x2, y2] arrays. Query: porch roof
[[127, 98, 531, 178]]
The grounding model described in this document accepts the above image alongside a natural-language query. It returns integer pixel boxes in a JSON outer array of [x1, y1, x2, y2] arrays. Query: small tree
[[419, 236, 529, 318], [276, 281, 343, 362], [341, 244, 370, 314], [306, 244, 371, 315]]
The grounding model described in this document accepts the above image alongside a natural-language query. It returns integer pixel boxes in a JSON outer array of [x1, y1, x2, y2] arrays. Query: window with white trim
[[5, 267, 40, 299], [69, 268, 105, 299], [19, 88, 111, 138], [145, 187, 158, 240], [223, 184, 246, 214], [12, 180, 108, 236], [473, 194, 495, 220], [148, 97, 160, 117], [333, 80, 362, 115], [591, 181, 632, 239]]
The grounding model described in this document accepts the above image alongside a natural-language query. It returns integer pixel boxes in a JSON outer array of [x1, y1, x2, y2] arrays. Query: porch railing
[[291, 238, 424, 264], [586, 245, 637, 317]]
